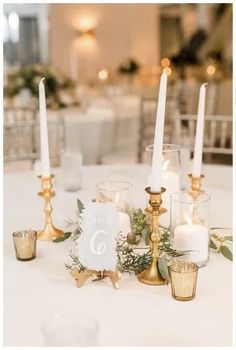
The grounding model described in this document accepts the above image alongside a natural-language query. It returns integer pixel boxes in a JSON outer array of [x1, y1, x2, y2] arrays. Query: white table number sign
[[75, 203, 119, 271]]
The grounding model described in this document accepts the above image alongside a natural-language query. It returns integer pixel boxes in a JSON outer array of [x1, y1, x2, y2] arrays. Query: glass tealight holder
[[61, 150, 83, 191], [12, 230, 37, 261], [146, 144, 181, 227], [96, 181, 132, 236], [171, 190, 211, 266], [169, 261, 199, 301]]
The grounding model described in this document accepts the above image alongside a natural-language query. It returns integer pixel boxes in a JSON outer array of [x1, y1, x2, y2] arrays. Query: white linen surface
[[4, 164, 233, 346]]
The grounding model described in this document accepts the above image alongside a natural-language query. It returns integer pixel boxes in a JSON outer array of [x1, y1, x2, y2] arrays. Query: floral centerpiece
[[118, 58, 140, 75], [54, 199, 233, 282], [4, 65, 76, 109]]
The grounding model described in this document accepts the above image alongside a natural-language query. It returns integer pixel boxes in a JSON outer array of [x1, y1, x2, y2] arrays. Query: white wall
[[49, 3, 160, 82]]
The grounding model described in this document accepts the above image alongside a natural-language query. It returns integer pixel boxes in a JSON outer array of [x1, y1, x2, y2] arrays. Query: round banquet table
[[4, 164, 233, 346]]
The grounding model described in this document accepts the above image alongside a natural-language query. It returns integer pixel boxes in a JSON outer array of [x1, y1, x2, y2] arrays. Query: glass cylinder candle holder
[[171, 190, 211, 266], [96, 181, 132, 236], [169, 261, 199, 301], [12, 230, 37, 261], [146, 144, 181, 227], [61, 150, 83, 191]]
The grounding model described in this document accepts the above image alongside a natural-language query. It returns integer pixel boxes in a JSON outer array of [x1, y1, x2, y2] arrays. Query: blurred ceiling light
[[8, 12, 19, 43], [206, 65, 216, 76], [163, 67, 172, 76], [98, 69, 108, 81], [161, 58, 171, 68], [3, 14, 9, 43]]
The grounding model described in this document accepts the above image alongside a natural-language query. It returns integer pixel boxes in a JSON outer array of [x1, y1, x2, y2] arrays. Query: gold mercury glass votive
[[169, 261, 199, 301], [13, 230, 37, 261]]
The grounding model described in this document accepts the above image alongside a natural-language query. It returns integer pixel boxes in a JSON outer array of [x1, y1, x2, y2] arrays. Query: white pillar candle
[[173, 224, 209, 263], [160, 170, 180, 227], [118, 212, 132, 236], [39, 78, 50, 178], [150, 72, 168, 192], [192, 83, 207, 177]]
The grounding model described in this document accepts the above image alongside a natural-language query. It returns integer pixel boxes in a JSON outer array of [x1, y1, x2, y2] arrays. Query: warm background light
[[206, 65, 216, 76], [73, 15, 97, 32], [161, 58, 171, 68], [98, 69, 108, 81]]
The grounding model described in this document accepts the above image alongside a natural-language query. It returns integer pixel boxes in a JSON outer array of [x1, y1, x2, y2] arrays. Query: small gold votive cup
[[13, 230, 37, 261], [169, 261, 198, 301]]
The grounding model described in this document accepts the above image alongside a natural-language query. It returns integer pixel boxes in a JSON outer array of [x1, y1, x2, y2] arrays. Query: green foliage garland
[[56, 199, 233, 281]]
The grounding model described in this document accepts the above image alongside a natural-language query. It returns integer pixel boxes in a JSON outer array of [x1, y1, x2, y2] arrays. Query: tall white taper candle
[[192, 83, 207, 177], [150, 71, 168, 192], [39, 78, 50, 178]]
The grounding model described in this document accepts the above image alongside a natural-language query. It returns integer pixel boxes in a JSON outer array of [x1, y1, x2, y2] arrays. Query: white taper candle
[[192, 83, 207, 177], [39, 78, 50, 178], [150, 71, 168, 192]]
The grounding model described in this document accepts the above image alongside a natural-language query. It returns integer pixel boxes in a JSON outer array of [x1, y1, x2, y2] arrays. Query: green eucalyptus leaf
[[221, 245, 233, 261], [210, 238, 217, 250], [127, 233, 141, 245], [53, 232, 72, 243], [158, 258, 169, 282], [71, 228, 81, 240], [77, 199, 84, 213]]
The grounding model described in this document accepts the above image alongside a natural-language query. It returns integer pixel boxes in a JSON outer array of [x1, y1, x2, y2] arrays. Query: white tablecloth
[[48, 102, 140, 165], [4, 164, 233, 346]]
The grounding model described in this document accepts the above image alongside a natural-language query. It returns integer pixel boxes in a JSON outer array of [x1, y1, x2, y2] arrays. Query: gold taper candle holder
[[188, 174, 205, 196], [137, 187, 167, 285], [37, 175, 64, 241]]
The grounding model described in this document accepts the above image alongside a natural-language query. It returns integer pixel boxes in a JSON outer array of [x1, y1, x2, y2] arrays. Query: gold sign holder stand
[[71, 269, 119, 290]]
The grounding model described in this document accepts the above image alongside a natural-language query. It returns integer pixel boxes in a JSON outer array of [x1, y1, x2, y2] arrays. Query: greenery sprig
[[210, 231, 233, 261], [57, 198, 233, 281]]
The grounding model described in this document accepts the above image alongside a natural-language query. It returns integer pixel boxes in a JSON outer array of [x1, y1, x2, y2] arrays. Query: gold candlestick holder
[[37, 175, 64, 241], [137, 187, 167, 285], [188, 174, 205, 225], [188, 174, 205, 197]]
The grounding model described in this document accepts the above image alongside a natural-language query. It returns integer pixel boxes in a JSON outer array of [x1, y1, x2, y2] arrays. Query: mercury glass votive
[[169, 261, 199, 301], [13, 230, 37, 261]]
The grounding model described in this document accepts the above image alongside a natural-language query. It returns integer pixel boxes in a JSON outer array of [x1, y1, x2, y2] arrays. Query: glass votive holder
[[41, 311, 99, 346], [169, 261, 199, 301], [146, 144, 181, 227], [12, 230, 37, 261], [96, 180, 132, 236], [171, 190, 211, 266], [61, 150, 83, 191]]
